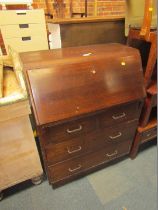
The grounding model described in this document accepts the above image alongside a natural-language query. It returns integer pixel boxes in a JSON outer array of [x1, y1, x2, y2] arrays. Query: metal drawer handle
[[146, 133, 151, 137], [19, 24, 29, 28], [67, 125, 82, 134], [68, 164, 81, 172], [22, 36, 31, 41], [106, 150, 118, 157], [67, 146, 82, 154], [16, 12, 26, 15], [112, 112, 126, 120], [109, 132, 122, 140]]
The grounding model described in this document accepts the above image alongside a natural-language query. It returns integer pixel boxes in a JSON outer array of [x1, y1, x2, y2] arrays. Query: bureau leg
[[130, 132, 141, 159], [31, 175, 43, 185], [0, 191, 3, 201]]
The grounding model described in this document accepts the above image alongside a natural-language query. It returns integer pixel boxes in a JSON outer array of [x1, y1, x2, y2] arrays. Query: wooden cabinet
[[0, 9, 48, 53], [20, 43, 146, 187]]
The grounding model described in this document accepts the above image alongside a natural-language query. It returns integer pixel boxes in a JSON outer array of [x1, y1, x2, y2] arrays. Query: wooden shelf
[[138, 116, 157, 133], [47, 16, 125, 24]]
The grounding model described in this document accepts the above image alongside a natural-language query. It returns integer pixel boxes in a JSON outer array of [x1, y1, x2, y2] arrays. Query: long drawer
[[0, 10, 45, 25], [44, 120, 138, 165], [1, 24, 46, 39], [43, 101, 140, 145], [4, 35, 48, 53], [48, 140, 131, 184]]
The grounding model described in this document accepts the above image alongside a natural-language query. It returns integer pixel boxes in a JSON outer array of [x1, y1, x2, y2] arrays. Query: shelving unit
[[127, 0, 157, 159]]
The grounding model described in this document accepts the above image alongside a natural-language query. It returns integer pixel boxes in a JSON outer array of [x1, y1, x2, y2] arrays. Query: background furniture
[[20, 44, 145, 187], [70, 0, 87, 18], [0, 9, 48, 53], [0, 58, 43, 200], [47, 16, 126, 49], [126, 0, 157, 159]]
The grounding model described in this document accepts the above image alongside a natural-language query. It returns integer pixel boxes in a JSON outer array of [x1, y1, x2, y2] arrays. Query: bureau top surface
[[21, 43, 141, 70], [23, 43, 146, 126]]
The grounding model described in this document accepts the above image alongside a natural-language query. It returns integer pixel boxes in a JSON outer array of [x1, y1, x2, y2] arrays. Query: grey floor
[[1, 142, 157, 210]]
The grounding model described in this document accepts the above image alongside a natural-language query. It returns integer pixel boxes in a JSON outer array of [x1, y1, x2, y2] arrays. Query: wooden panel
[[48, 140, 131, 184], [4, 35, 48, 53], [1, 24, 46, 39], [60, 20, 126, 48], [0, 115, 43, 191], [26, 44, 145, 125], [0, 100, 31, 122], [0, 9, 45, 25]]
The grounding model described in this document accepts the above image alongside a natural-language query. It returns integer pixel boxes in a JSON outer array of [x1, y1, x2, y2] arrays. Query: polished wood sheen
[[20, 44, 146, 187]]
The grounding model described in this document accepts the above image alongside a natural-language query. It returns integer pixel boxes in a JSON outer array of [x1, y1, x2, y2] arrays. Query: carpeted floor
[[1, 142, 157, 210]]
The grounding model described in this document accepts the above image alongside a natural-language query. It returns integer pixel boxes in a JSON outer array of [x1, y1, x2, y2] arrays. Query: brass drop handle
[[68, 164, 82, 172], [112, 112, 126, 120], [67, 125, 82, 134], [67, 146, 82, 154], [106, 150, 118, 157], [109, 132, 122, 140]]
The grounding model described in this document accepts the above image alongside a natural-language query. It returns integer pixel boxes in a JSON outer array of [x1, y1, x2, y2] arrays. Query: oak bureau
[[19, 43, 146, 187]]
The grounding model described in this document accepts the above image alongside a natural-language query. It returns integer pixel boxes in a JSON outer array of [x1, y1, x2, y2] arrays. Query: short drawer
[[4, 35, 48, 53], [141, 126, 157, 143], [1, 24, 46, 39], [86, 120, 138, 151], [48, 140, 131, 183], [45, 137, 85, 165], [0, 10, 45, 25], [99, 101, 141, 128], [43, 116, 96, 144]]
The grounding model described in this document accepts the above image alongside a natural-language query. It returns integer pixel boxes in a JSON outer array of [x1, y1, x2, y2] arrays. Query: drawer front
[[4, 35, 48, 53], [43, 116, 96, 144], [99, 101, 140, 128], [45, 137, 85, 165], [84, 139, 131, 169], [0, 10, 45, 25], [1, 24, 46, 39], [86, 120, 138, 151], [141, 126, 157, 143], [48, 140, 131, 183]]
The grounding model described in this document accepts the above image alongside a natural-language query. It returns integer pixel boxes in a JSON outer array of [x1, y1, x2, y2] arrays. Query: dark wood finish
[[48, 140, 132, 185], [45, 120, 138, 165], [127, 28, 157, 88], [130, 118, 157, 159], [140, 81, 157, 127], [60, 20, 126, 48], [21, 44, 145, 187]]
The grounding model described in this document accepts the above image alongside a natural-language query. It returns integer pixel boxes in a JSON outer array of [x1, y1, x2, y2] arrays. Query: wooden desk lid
[[24, 44, 146, 126]]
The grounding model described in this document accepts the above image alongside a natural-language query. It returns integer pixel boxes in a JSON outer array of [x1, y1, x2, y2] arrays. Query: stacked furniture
[[0, 51, 43, 200], [0, 9, 48, 54], [126, 0, 157, 159], [19, 43, 146, 187]]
